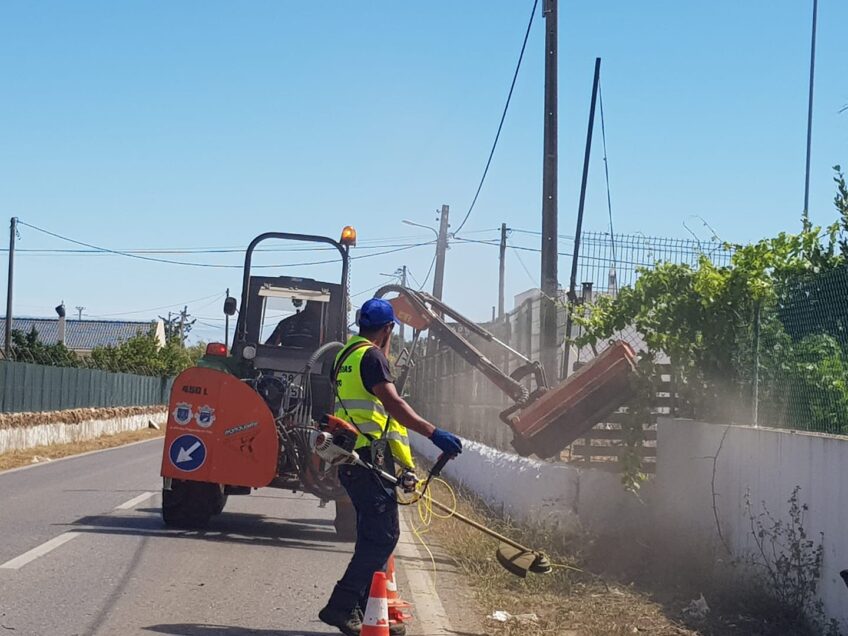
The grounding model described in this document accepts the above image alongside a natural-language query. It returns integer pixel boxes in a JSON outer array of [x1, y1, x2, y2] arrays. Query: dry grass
[[420, 479, 810, 636], [0, 405, 165, 429], [0, 426, 165, 471]]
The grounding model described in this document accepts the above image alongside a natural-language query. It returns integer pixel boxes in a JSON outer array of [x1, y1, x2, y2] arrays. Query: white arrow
[[176, 441, 202, 464]]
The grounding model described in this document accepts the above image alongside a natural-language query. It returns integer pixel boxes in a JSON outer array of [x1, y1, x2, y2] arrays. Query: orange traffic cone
[[361, 571, 390, 636], [386, 555, 413, 625]]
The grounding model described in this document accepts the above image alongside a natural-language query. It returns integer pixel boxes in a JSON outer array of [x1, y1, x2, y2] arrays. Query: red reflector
[[206, 343, 228, 357]]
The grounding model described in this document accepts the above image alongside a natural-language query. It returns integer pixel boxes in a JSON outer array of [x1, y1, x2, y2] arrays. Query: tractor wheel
[[162, 480, 226, 528], [333, 497, 357, 542]]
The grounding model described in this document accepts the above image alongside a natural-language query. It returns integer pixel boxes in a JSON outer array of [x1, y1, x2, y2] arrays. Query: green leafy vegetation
[[573, 166, 848, 486]]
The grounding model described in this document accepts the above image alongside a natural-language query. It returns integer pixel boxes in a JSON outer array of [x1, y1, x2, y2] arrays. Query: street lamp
[[402, 219, 439, 240]]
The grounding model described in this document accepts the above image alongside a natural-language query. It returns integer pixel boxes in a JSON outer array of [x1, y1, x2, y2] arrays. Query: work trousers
[[328, 459, 400, 613]]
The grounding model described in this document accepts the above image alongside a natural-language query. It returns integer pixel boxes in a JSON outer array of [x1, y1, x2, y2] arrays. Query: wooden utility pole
[[432, 205, 450, 301], [4, 217, 17, 358], [498, 223, 508, 319], [224, 288, 230, 349], [540, 0, 559, 382], [563, 57, 601, 379]]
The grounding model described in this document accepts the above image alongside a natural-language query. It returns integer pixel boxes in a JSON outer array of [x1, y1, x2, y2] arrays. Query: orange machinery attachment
[[501, 341, 637, 458], [378, 285, 638, 460], [161, 367, 279, 487]]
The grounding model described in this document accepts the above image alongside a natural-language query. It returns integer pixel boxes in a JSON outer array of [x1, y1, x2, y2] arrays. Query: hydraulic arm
[[375, 285, 637, 458]]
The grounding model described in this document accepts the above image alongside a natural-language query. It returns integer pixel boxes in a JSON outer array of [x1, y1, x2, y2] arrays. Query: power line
[[87, 291, 225, 318], [453, 0, 539, 236], [598, 79, 617, 268], [17, 221, 435, 269]]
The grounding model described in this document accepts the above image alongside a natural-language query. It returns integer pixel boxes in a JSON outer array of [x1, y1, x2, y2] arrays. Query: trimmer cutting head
[[495, 543, 553, 578]]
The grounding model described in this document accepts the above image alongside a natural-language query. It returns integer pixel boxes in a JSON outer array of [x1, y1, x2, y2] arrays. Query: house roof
[[0, 318, 159, 351]]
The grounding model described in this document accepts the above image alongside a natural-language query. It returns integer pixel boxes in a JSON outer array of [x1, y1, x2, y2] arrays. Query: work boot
[[318, 605, 362, 636], [389, 622, 407, 636]]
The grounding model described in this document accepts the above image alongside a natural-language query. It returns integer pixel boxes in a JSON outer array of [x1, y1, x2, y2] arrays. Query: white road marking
[[0, 532, 80, 570], [0, 437, 163, 477], [114, 491, 157, 510], [396, 514, 455, 635]]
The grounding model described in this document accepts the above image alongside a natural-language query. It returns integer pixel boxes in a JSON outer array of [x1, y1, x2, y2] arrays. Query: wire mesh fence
[[754, 266, 848, 435], [575, 231, 732, 294]]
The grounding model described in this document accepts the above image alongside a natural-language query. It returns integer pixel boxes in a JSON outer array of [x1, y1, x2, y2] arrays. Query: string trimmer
[[312, 415, 552, 578]]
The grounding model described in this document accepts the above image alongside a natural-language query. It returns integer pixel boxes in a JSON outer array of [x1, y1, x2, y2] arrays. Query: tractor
[[159, 228, 359, 538]]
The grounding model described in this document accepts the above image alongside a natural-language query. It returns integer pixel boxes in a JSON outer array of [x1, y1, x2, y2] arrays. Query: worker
[[319, 297, 463, 636], [264, 299, 323, 348]]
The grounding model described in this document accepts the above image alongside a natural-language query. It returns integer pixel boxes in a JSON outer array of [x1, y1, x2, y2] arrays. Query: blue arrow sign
[[169, 434, 206, 472]]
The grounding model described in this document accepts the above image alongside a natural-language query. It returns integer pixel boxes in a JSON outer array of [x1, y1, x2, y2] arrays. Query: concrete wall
[[0, 409, 166, 454], [655, 419, 848, 628], [410, 432, 652, 540]]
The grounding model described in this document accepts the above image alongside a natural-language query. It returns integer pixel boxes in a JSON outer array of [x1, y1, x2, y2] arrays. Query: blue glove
[[430, 428, 462, 456]]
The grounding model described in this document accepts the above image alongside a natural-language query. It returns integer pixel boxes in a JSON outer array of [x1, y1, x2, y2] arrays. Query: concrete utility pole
[[179, 306, 188, 347], [432, 205, 450, 301], [540, 0, 559, 382], [399, 266, 407, 341], [75, 306, 85, 320], [5, 217, 17, 358], [498, 223, 508, 319]]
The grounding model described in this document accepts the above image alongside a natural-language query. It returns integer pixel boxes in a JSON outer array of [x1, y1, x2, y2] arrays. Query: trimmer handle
[[430, 452, 452, 478]]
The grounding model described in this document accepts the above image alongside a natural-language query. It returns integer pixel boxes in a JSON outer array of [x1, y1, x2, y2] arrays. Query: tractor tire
[[333, 497, 357, 542], [162, 480, 226, 528]]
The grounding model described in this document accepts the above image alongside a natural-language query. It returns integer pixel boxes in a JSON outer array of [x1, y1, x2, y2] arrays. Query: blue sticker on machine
[[168, 434, 207, 472]]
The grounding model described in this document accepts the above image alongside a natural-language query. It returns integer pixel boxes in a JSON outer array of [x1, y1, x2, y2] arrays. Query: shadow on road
[[60, 510, 353, 557], [145, 624, 336, 636]]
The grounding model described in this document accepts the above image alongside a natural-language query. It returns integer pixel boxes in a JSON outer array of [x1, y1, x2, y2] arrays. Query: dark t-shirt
[[360, 347, 394, 395]]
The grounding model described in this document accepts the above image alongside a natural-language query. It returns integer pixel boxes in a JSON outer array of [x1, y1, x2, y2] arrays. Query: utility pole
[[539, 0, 559, 382], [399, 266, 407, 341], [432, 205, 450, 301], [75, 306, 85, 320], [224, 288, 230, 349], [498, 223, 508, 319], [4, 217, 17, 358], [563, 57, 601, 379], [802, 0, 819, 227], [179, 305, 188, 347]]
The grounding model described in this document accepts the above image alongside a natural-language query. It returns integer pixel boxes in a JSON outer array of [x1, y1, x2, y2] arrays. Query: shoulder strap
[[331, 340, 374, 383]]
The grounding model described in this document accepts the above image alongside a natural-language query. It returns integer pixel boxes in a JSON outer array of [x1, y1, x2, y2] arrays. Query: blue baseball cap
[[358, 298, 400, 329]]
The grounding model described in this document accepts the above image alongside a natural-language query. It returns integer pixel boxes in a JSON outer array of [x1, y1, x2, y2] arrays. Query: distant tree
[[159, 310, 196, 346], [91, 333, 206, 377]]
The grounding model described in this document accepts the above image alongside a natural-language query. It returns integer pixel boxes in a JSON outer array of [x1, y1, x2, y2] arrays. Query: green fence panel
[[0, 360, 173, 414]]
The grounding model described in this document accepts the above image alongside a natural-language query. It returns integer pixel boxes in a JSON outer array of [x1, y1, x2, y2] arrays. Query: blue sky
[[1, 1, 845, 342]]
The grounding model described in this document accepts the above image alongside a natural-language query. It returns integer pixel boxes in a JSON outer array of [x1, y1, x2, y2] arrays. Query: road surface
[[0, 439, 483, 636]]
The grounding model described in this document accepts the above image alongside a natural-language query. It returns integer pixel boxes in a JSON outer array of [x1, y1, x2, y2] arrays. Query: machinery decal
[[223, 422, 258, 436], [195, 405, 216, 428], [172, 402, 193, 426], [168, 434, 207, 472]]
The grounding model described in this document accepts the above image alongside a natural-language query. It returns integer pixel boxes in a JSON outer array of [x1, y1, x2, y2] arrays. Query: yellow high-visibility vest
[[333, 335, 414, 470]]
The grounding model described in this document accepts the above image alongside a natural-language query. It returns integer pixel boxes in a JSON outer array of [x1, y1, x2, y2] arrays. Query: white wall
[[0, 410, 166, 454], [655, 419, 848, 628], [410, 432, 652, 538]]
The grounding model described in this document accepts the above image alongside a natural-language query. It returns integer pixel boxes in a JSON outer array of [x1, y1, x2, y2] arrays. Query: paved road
[[0, 439, 479, 636]]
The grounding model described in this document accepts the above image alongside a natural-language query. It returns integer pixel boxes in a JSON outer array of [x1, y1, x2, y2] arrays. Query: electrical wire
[[87, 291, 225, 318], [416, 253, 438, 291], [598, 79, 617, 268], [452, 0, 539, 236], [17, 221, 436, 269]]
